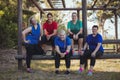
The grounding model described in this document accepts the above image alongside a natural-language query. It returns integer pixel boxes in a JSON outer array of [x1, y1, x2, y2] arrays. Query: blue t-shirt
[[26, 23, 40, 44], [86, 34, 104, 52], [54, 36, 71, 53]]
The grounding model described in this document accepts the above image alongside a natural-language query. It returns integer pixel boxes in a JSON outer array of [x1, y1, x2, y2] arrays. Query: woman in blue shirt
[[22, 17, 45, 73], [79, 25, 104, 76], [54, 30, 72, 75]]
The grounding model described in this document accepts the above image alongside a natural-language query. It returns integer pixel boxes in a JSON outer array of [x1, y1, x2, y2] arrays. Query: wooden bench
[[15, 39, 120, 69]]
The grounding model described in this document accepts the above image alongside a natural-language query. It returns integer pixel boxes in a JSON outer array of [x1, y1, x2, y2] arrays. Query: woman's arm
[[65, 45, 71, 54], [68, 29, 73, 35], [76, 28, 83, 36], [22, 27, 32, 43], [91, 43, 101, 56], [55, 46, 62, 55]]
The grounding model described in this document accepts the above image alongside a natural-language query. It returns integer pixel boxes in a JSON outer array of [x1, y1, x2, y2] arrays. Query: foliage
[[0, 0, 36, 48]]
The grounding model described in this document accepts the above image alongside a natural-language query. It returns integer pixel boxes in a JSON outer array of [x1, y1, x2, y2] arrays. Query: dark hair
[[72, 12, 77, 16], [92, 25, 98, 29], [47, 12, 53, 17]]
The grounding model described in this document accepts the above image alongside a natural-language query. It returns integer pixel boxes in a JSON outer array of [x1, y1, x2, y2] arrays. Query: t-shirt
[[26, 23, 40, 44], [43, 21, 58, 35], [54, 36, 71, 53], [67, 20, 82, 34], [86, 33, 104, 52]]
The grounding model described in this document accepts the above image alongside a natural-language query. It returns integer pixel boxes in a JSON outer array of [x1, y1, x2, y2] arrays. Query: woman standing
[[22, 17, 44, 73]]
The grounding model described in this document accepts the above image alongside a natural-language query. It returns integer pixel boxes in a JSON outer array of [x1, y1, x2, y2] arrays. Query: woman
[[79, 25, 104, 76], [67, 12, 83, 54], [54, 30, 72, 75], [22, 17, 44, 73], [42, 12, 58, 55]]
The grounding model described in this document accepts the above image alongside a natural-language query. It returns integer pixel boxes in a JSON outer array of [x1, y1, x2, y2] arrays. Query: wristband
[[65, 51, 69, 55]]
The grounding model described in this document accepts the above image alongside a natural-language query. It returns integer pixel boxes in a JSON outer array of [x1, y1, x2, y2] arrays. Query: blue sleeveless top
[[26, 23, 40, 44]]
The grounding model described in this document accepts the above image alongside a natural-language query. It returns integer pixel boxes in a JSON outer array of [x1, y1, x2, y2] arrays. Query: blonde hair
[[58, 29, 66, 35]]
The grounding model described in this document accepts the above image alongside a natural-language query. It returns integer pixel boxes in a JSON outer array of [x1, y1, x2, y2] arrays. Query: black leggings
[[80, 50, 103, 66], [55, 51, 72, 68], [25, 44, 44, 68]]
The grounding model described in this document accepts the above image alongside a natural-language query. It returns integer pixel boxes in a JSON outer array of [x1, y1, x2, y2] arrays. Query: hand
[[60, 53, 65, 58], [79, 50, 84, 56], [46, 35, 51, 40], [24, 40, 30, 43], [91, 52, 96, 57]]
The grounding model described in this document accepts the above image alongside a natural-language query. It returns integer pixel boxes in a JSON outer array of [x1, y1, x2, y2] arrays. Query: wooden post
[[82, 0, 88, 69], [114, 10, 118, 53], [77, 10, 80, 20], [17, 0, 23, 70]]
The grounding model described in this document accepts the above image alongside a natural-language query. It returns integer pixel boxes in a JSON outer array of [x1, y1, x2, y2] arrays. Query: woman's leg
[[55, 53, 61, 70], [78, 34, 84, 51], [25, 44, 34, 69], [90, 51, 103, 69], [79, 50, 91, 72], [88, 51, 103, 75]]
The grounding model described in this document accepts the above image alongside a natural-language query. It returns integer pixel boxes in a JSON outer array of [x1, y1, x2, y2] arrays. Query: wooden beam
[[103, 0, 111, 8], [91, 0, 97, 8], [47, 0, 54, 8], [15, 54, 120, 60], [102, 39, 120, 44], [17, 0, 23, 70], [82, 0, 87, 38], [61, 0, 66, 8], [30, 0, 44, 13], [43, 7, 118, 11]]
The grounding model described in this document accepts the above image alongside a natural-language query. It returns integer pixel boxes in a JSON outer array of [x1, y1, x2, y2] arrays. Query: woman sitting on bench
[[79, 25, 104, 76], [22, 17, 45, 73], [67, 12, 84, 54], [54, 30, 72, 75]]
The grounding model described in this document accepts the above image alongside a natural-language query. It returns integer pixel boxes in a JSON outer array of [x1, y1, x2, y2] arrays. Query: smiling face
[[47, 13, 53, 23], [30, 17, 37, 25], [72, 13, 77, 21], [92, 26, 98, 35], [58, 30, 66, 41]]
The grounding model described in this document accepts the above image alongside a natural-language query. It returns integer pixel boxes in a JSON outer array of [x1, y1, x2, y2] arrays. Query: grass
[[0, 49, 120, 80]]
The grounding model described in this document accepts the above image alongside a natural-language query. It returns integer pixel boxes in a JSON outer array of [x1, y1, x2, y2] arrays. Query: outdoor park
[[0, 0, 120, 80]]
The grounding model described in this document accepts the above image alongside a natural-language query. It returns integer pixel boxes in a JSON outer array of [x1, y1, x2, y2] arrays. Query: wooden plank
[[91, 0, 98, 8], [15, 54, 120, 60], [47, 0, 54, 8], [61, 0, 66, 8], [30, 0, 44, 13], [43, 7, 117, 11], [103, 40, 120, 44]]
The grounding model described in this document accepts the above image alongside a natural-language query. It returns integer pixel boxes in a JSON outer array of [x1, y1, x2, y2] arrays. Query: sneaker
[[87, 70, 93, 76], [64, 70, 70, 75], [78, 68, 84, 74], [27, 68, 33, 73], [55, 70, 59, 74]]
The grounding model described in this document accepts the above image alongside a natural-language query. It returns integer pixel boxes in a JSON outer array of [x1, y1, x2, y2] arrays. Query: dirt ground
[[0, 49, 120, 80]]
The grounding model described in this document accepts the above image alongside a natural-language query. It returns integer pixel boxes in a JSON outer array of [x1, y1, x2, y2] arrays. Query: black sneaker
[[64, 70, 70, 75], [55, 70, 59, 74]]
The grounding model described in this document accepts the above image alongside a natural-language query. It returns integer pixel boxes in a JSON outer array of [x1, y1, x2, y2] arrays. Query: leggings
[[55, 51, 72, 68], [80, 50, 103, 66], [25, 44, 44, 68]]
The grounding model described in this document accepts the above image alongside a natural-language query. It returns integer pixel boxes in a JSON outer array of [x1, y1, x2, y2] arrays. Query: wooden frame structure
[[17, 0, 120, 70]]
